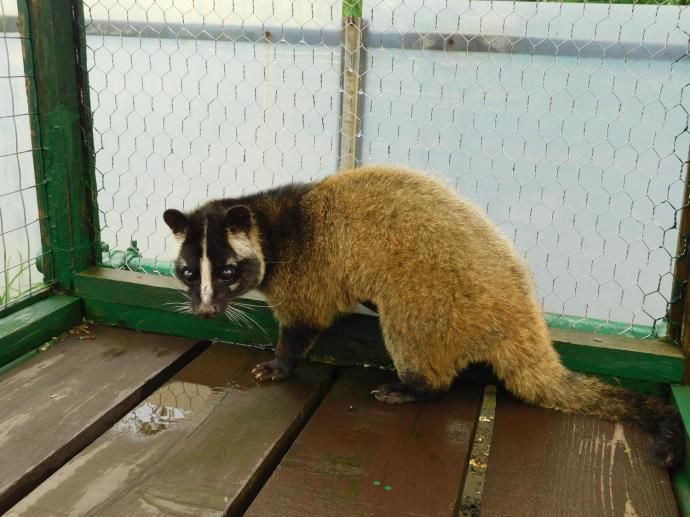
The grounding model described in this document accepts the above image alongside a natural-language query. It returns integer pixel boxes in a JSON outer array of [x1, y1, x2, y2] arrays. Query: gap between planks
[[245, 367, 484, 517]]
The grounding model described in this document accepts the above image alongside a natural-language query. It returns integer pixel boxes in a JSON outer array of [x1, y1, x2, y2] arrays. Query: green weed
[[1, 253, 44, 305]]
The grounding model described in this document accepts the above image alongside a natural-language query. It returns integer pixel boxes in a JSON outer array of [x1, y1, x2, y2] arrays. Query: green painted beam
[[0, 290, 51, 320], [98, 250, 665, 340], [553, 327, 684, 384], [18, 1, 99, 290], [76, 267, 684, 384], [0, 295, 82, 367], [545, 313, 664, 340], [313, 314, 684, 383], [76, 267, 272, 316], [82, 300, 277, 345], [76, 267, 278, 345]]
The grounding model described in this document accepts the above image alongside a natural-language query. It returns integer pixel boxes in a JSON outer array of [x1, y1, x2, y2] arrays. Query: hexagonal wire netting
[[0, 0, 48, 312], [76, 0, 690, 340], [114, 379, 212, 437]]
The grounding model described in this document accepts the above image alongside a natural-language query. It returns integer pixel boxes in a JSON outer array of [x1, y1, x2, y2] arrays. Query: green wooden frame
[[18, 0, 99, 291], [0, 2, 97, 369], [74, 267, 685, 385], [0, 295, 81, 367]]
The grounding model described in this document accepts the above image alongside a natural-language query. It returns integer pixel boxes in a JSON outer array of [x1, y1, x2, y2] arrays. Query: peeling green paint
[[18, 1, 100, 291]]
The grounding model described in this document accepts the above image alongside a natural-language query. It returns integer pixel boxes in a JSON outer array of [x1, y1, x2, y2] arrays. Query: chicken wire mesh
[[0, 0, 48, 311], [114, 379, 213, 437], [76, 0, 690, 339]]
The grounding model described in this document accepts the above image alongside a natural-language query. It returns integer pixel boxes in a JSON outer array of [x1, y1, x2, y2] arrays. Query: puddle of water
[[114, 380, 213, 438]]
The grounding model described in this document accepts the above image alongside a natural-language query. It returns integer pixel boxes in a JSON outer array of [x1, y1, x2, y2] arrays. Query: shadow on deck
[[0, 325, 678, 516]]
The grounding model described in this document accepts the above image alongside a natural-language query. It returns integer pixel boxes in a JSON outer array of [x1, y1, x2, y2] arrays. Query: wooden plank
[[480, 393, 678, 517], [8, 344, 334, 516], [0, 295, 81, 367], [0, 325, 201, 513], [246, 368, 483, 517], [76, 268, 685, 383]]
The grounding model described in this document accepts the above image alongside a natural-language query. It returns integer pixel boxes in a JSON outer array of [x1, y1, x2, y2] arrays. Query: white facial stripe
[[172, 230, 186, 257], [250, 231, 265, 282], [200, 220, 213, 304], [226, 227, 266, 284], [228, 232, 255, 260]]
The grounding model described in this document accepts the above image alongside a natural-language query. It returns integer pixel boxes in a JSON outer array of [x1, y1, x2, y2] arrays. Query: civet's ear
[[163, 209, 189, 235], [225, 205, 252, 233]]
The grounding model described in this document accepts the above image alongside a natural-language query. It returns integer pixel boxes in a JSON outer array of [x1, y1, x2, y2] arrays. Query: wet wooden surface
[[246, 367, 483, 517], [1, 324, 683, 516], [0, 325, 199, 513], [480, 392, 678, 517], [8, 344, 334, 516]]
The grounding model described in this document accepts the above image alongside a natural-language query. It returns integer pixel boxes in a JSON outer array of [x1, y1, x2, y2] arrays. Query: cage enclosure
[[1, 0, 690, 515]]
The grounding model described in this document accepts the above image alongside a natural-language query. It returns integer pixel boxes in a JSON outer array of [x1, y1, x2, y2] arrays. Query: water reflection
[[114, 381, 213, 438]]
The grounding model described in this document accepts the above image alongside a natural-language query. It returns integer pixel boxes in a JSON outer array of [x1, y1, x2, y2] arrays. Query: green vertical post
[[17, 0, 99, 291]]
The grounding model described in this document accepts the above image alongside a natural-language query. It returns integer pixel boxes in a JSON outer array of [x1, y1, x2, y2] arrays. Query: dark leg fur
[[252, 323, 321, 382], [371, 372, 443, 404]]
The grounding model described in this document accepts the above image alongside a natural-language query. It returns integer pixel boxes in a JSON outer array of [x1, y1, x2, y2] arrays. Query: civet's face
[[163, 205, 264, 319]]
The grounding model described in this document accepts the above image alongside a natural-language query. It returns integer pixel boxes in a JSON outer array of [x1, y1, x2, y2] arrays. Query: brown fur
[[167, 165, 683, 466], [264, 165, 578, 395]]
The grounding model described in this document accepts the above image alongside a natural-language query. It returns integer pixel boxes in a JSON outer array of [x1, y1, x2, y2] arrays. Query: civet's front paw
[[252, 360, 289, 382]]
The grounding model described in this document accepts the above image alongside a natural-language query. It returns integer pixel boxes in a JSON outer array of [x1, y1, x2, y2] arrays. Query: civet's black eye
[[181, 267, 196, 282], [219, 265, 236, 281]]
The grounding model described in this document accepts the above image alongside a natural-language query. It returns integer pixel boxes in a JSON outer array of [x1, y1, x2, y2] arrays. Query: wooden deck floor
[[0, 325, 679, 516]]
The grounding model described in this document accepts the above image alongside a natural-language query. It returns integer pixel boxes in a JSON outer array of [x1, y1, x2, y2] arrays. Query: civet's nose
[[195, 303, 219, 319]]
